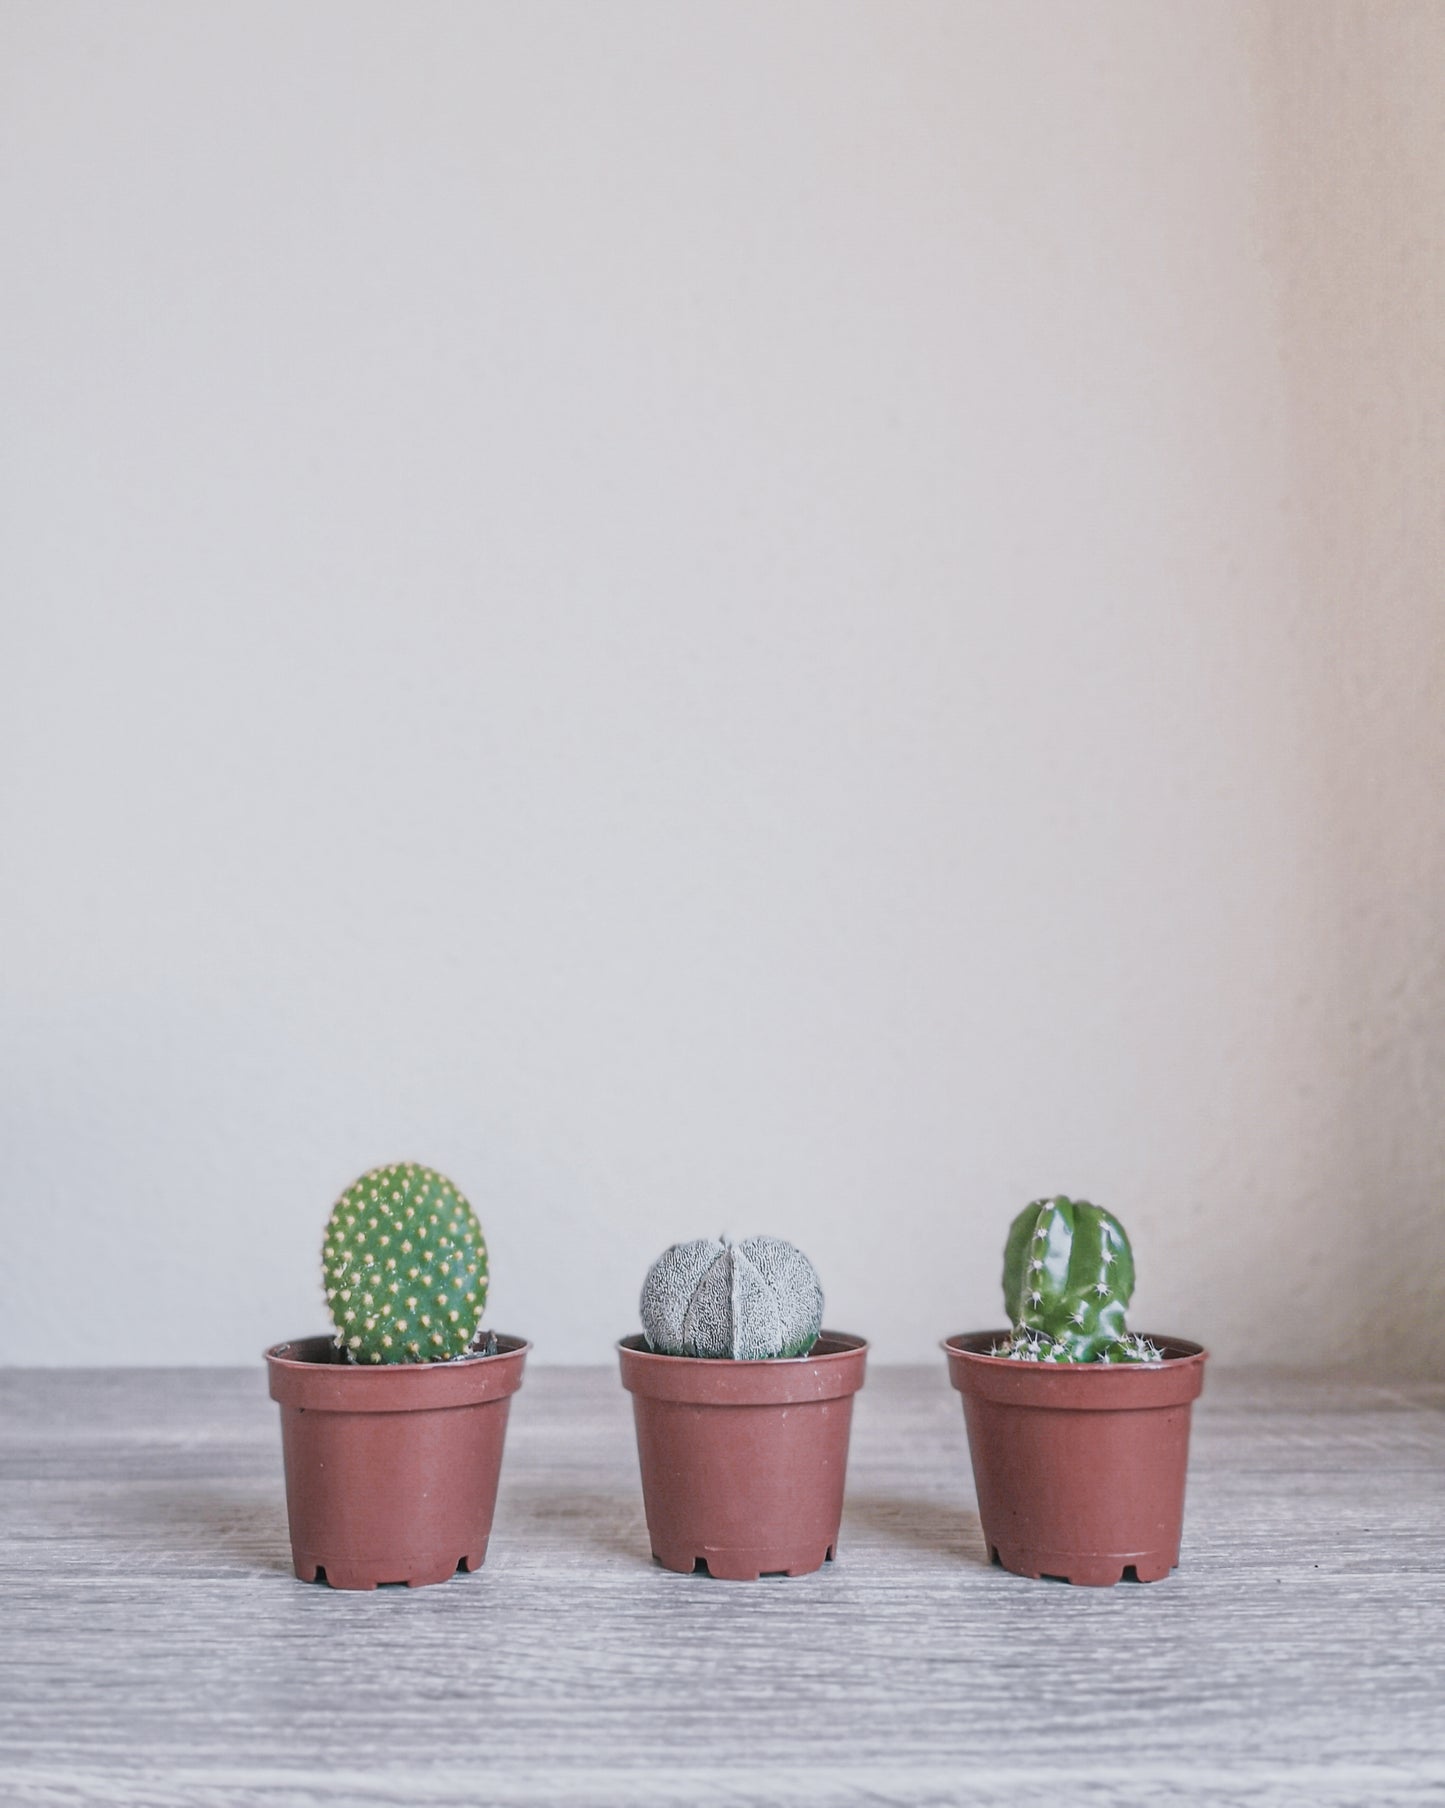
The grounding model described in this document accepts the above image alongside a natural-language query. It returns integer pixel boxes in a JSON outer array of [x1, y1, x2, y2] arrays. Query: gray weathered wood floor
[[2, 1364, 1442, 1807]]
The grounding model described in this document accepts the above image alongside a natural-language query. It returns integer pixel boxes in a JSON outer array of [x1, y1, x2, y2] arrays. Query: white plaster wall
[[1, 1, 1441, 1366]]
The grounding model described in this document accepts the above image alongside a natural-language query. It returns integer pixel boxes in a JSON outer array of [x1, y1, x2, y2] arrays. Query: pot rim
[[617, 1329, 867, 1365], [266, 1332, 530, 1413], [942, 1329, 1206, 1365], [266, 1331, 530, 1369], [618, 1329, 867, 1406], [943, 1329, 1206, 1410]]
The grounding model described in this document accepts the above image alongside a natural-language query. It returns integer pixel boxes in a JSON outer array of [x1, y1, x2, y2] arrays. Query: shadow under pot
[[618, 1331, 867, 1581], [943, 1331, 1207, 1587], [265, 1334, 529, 1590]]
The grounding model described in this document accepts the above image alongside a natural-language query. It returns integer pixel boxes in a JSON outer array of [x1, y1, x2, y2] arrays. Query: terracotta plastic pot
[[265, 1333, 528, 1589], [618, 1331, 867, 1580], [943, 1330, 1207, 1587]]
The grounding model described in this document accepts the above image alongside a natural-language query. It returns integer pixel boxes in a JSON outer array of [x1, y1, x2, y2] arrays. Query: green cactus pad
[[998, 1196, 1158, 1363], [640, 1235, 823, 1360], [322, 1163, 488, 1364]]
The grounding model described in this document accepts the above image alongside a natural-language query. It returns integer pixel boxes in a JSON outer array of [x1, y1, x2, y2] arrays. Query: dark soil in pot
[[943, 1330, 1207, 1587], [265, 1333, 528, 1589], [618, 1331, 867, 1580]]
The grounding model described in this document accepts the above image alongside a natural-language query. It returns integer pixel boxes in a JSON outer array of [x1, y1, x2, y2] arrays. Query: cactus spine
[[322, 1163, 489, 1364], [996, 1196, 1161, 1364]]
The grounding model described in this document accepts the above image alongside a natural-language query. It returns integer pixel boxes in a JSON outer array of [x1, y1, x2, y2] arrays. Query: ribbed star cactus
[[994, 1196, 1162, 1364], [322, 1163, 489, 1364], [640, 1235, 823, 1360]]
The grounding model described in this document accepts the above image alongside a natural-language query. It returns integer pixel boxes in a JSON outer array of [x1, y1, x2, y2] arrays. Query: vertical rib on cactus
[[322, 1163, 489, 1364], [999, 1196, 1159, 1363]]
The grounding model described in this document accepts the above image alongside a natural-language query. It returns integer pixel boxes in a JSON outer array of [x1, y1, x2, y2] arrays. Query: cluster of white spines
[[1102, 1332, 1164, 1364], [991, 1326, 1164, 1364], [991, 1327, 1061, 1362], [322, 1163, 489, 1364]]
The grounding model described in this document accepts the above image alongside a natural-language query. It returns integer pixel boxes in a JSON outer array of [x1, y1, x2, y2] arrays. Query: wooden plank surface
[[2, 1363, 1442, 1807]]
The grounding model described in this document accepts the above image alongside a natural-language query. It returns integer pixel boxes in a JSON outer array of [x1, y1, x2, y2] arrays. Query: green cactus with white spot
[[995, 1196, 1162, 1364], [322, 1163, 489, 1364]]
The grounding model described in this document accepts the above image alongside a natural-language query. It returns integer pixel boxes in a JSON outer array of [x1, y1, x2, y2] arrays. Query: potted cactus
[[265, 1162, 528, 1589], [618, 1235, 867, 1580], [943, 1196, 1207, 1587]]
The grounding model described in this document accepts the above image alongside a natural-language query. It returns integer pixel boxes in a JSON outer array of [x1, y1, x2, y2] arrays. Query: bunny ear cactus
[[996, 1196, 1162, 1364], [322, 1164, 489, 1364], [641, 1236, 823, 1360]]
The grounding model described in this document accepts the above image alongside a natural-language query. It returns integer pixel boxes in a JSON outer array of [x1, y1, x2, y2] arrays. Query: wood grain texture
[[2, 1365, 1442, 1807]]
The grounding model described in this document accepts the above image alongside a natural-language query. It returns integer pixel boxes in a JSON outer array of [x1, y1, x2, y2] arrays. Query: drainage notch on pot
[[943, 1330, 1207, 1587], [266, 1332, 529, 1589]]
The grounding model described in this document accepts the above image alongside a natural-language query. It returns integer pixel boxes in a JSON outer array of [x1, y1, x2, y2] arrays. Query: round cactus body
[[999, 1196, 1158, 1364], [322, 1163, 489, 1364], [640, 1236, 823, 1360]]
